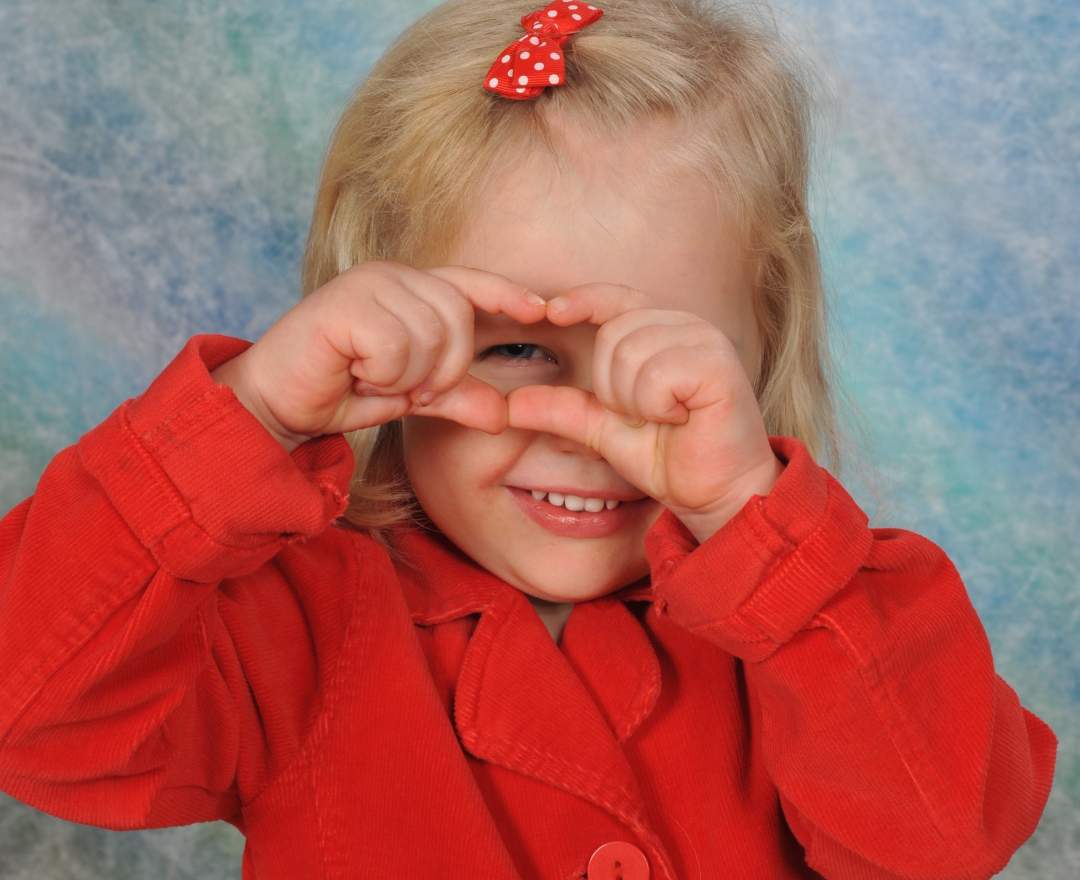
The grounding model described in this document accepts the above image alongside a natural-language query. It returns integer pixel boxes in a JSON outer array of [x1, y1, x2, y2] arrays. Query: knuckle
[[445, 288, 474, 321], [332, 263, 390, 304], [418, 308, 447, 345], [426, 277, 472, 319], [611, 341, 636, 372], [595, 321, 619, 346], [343, 262, 383, 286], [360, 259, 399, 274], [379, 333, 410, 359], [417, 328, 445, 353], [692, 318, 721, 341], [426, 272, 460, 296], [615, 331, 647, 362], [604, 284, 648, 305], [640, 358, 668, 386]]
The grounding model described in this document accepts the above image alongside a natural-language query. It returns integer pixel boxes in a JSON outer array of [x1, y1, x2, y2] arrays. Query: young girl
[[0, 1, 1058, 878]]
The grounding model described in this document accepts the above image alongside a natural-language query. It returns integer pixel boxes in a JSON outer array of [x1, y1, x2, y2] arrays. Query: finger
[[608, 322, 714, 422], [389, 273, 472, 403], [368, 284, 448, 395], [506, 384, 655, 474], [592, 311, 698, 418], [424, 265, 548, 325], [544, 282, 652, 327], [408, 373, 510, 434], [335, 390, 415, 431], [632, 344, 739, 423], [340, 302, 415, 388], [313, 281, 415, 387], [505, 383, 603, 449]]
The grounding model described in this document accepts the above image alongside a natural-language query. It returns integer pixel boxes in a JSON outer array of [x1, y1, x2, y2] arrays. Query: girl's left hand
[[505, 283, 784, 541]]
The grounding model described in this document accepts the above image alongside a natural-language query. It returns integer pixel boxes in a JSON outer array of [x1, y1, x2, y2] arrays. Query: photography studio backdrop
[[0, 2, 1075, 877]]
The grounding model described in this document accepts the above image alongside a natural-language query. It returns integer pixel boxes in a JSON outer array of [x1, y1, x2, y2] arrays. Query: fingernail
[[525, 291, 546, 307], [416, 391, 435, 405], [547, 296, 567, 312]]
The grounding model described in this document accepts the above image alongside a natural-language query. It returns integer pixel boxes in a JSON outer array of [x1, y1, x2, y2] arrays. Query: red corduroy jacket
[[0, 334, 1057, 880]]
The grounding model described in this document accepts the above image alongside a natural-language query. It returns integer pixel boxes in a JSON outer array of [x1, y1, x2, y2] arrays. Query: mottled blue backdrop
[[0, 1, 1076, 877]]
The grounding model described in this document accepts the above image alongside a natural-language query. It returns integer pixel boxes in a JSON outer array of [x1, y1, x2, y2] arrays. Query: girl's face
[[402, 117, 762, 603]]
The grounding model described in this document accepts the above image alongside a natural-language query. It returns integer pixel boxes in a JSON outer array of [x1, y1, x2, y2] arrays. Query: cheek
[[401, 416, 457, 490], [401, 415, 517, 494]]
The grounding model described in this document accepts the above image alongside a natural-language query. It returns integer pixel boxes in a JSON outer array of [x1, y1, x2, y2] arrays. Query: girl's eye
[[477, 343, 557, 366]]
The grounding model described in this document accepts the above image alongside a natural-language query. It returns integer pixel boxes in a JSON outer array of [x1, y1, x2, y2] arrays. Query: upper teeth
[[530, 490, 620, 511]]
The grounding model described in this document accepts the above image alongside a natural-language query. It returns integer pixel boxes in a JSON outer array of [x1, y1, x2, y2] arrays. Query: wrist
[[677, 454, 785, 545], [210, 355, 309, 454]]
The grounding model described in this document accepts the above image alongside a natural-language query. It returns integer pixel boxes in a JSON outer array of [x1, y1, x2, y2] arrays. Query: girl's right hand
[[210, 261, 549, 451]]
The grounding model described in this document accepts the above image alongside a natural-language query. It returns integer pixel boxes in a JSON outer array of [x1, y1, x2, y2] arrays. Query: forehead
[[447, 120, 754, 331]]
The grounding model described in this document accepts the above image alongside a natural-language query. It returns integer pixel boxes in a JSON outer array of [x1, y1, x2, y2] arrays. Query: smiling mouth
[[506, 486, 652, 539], [506, 486, 648, 506]]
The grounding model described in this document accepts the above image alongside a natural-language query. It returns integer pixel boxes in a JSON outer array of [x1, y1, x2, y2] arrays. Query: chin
[[527, 589, 595, 605], [505, 561, 639, 600]]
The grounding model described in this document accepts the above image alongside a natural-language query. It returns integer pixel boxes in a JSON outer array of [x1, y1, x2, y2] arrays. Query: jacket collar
[[389, 524, 674, 862], [393, 523, 660, 624]]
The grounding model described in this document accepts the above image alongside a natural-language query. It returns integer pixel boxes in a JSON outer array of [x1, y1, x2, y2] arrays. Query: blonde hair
[[299, 0, 883, 562]]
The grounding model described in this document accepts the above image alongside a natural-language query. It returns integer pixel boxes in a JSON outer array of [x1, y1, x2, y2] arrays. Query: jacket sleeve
[[643, 435, 1058, 880], [0, 333, 356, 831]]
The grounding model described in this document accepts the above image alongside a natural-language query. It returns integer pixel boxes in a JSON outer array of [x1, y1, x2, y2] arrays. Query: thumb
[[410, 373, 510, 434], [506, 384, 612, 449]]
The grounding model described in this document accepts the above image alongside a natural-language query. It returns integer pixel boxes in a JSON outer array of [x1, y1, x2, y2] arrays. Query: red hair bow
[[483, 2, 604, 100]]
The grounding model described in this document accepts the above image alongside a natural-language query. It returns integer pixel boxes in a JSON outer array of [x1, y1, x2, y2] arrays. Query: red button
[[587, 840, 649, 879]]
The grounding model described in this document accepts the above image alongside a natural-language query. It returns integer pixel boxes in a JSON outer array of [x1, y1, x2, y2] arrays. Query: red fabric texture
[[0, 333, 1057, 879]]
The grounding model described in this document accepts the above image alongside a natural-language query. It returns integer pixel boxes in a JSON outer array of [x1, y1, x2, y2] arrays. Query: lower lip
[[507, 487, 650, 538]]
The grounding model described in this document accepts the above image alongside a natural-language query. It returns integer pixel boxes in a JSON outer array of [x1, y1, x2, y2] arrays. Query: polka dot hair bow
[[484, 2, 604, 100]]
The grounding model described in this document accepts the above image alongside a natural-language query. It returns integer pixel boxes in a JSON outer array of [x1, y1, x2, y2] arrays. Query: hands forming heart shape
[[409, 280, 782, 536]]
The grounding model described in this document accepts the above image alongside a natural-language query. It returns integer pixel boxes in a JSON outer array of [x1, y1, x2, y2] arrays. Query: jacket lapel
[[393, 525, 667, 846], [559, 595, 662, 744]]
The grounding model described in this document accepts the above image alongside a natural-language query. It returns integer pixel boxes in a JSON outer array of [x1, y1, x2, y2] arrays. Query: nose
[[544, 430, 604, 460], [555, 349, 604, 457]]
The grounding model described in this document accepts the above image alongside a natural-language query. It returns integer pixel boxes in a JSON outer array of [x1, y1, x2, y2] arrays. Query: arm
[[644, 435, 1058, 880], [0, 334, 356, 830]]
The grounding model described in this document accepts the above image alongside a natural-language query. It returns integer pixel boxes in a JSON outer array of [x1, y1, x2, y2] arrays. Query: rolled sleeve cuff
[[643, 435, 874, 661], [76, 333, 355, 582]]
